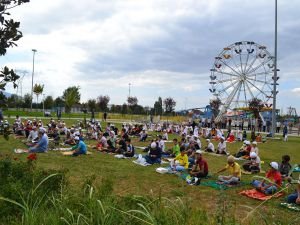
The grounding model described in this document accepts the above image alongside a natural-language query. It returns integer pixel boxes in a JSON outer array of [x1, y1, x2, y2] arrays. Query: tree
[[0, 0, 30, 91], [248, 98, 264, 119], [54, 97, 64, 107], [43, 95, 54, 109], [127, 96, 138, 106], [62, 86, 80, 113], [153, 97, 163, 115], [97, 95, 110, 112], [209, 98, 222, 118], [127, 96, 138, 113], [0, 91, 7, 108], [33, 83, 44, 109], [7, 94, 17, 107], [87, 99, 96, 112], [121, 103, 128, 115], [163, 97, 176, 114], [22, 93, 32, 108]]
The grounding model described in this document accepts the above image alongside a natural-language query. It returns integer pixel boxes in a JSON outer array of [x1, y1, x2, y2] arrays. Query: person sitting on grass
[[279, 155, 292, 180], [250, 141, 259, 155], [157, 135, 165, 153], [242, 152, 261, 173], [29, 128, 49, 153], [255, 133, 262, 143], [190, 150, 208, 178], [123, 139, 135, 157], [170, 146, 189, 172], [234, 140, 251, 158], [107, 130, 117, 151], [72, 136, 87, 156], [26, 126, 38, 146], [287, 176, 300, 204], [251, 162, 282, 195], [165, 138, 180, 157], [216, 155, 241, 185], [144, 142, 161, 165], [226, 132, 235, 143], [95, 132, 109, 151], [162, 129, 168, 140], [114, 137, 127, 154], [204, 139, 215, 152], [216, 137, 227, 155], [139, 129, 148, 142]]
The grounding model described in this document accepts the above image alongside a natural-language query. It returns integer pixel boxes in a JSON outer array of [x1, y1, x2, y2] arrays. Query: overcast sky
[[1, 0, 300, 114]]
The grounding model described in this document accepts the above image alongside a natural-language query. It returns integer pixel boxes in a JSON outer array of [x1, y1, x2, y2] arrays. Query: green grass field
[[0, 119, 300, 224]]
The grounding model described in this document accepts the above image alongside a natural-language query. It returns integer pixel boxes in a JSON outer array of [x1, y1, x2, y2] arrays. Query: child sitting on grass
[[279, 155, 292, 180], [287, 176, 300, 204], [216, 155, 241, 185], [251, 162, 282, 195]]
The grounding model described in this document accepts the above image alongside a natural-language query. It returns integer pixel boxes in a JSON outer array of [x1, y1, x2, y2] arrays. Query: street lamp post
[[31, 49, 37, 111], [128, 83, 131, 97], [271, 0, 278, 137]]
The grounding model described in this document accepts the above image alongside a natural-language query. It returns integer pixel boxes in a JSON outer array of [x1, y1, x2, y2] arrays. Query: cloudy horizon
[[1, 0, 300, 114]]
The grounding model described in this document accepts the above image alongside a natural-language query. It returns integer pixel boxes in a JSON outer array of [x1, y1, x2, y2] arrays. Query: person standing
[[103, 112, 107, 121], [283, 125, 288, 142], [276, 121, 281, 133]]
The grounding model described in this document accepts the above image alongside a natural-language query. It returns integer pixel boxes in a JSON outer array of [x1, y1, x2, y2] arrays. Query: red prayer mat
[[239, 189, 284, 201]]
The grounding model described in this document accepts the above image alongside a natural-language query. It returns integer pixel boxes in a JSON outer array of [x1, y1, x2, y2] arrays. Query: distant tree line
[[0, 85, 177, 115]]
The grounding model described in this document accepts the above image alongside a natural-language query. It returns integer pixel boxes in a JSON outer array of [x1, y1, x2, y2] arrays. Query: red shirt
[[266, 170, 282, 187], [196, 158, 208, 174]]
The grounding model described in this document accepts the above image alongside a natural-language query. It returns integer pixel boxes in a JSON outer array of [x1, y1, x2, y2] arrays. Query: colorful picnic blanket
[[280, 203, 300, 212], [239, 189, 284, 201], [201, 181, 245, 190]]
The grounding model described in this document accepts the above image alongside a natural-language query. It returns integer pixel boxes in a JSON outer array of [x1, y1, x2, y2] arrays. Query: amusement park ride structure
[[209, 41, 279, 122]]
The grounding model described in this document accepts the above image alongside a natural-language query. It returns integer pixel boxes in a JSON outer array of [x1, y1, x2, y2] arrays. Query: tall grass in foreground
[[0, 155, 299, 225]]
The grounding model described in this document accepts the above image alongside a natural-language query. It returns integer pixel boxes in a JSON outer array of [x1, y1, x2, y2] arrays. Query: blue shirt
[[37, 134, 49, 152], [73, 140, 87, 154]]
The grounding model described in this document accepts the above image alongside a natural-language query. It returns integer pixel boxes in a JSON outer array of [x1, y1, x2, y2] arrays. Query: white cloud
[[1, 0, 300, 111]]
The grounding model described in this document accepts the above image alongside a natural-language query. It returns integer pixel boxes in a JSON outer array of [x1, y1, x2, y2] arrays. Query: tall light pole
[[271, 0, 278, 137], [128, 83, 131, 97], [31, 49, 37, 111], [42, 94, 45, 115]]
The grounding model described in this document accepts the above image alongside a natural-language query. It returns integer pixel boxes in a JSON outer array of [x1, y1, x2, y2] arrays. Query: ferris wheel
[[209, 41, 276, 121]]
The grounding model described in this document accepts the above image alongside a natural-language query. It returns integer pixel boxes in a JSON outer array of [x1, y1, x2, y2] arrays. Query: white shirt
[[207, 142, 215, 152], [250, 146, 259, 155], [217, 142, 227, 153], [250, 156, 261, 169], [193, 127, 199, 137], [162, 132, 168, 140], [27, 130, 38, 141], [158, 139, 165, 152]]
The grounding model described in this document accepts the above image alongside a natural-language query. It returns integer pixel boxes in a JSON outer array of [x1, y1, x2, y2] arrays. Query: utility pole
[[128, 83, 131, 97], [271, 0, 279, 137], [31, 49, 37, 111]]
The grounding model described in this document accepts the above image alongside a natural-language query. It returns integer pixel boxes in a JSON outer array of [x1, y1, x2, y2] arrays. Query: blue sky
[[1, 0, 300, 114]]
